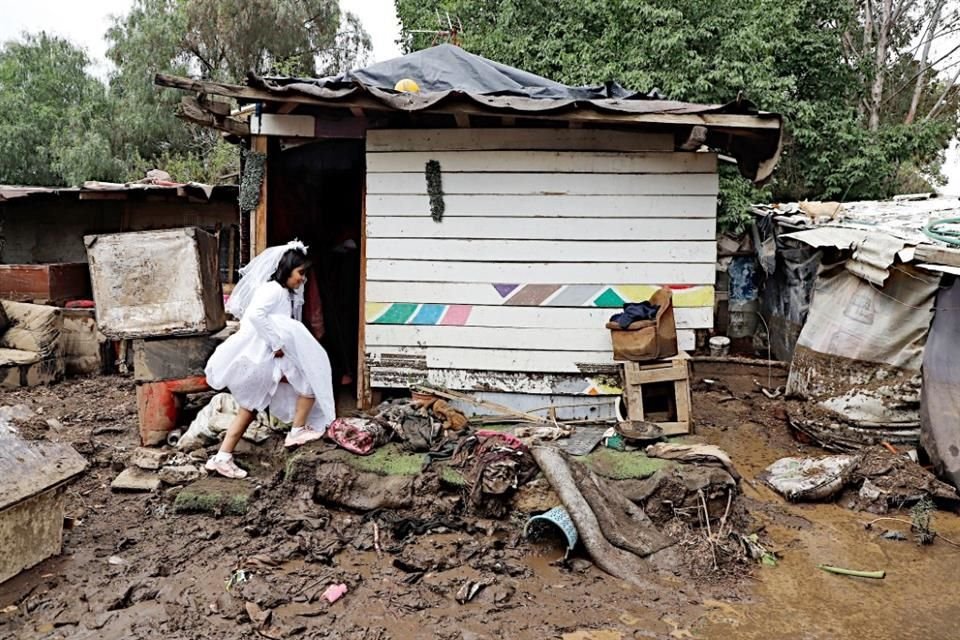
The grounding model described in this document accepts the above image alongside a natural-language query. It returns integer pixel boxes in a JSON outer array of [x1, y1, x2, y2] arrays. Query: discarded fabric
[[177, 392, 284, 450], [760, 455, 855, 501], [326, 417, 391, 455], [645, 443, 741, 481], [610, 302, 659, 329]]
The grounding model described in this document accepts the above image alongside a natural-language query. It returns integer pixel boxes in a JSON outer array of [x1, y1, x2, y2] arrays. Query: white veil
[[226, 240, 309, 320]]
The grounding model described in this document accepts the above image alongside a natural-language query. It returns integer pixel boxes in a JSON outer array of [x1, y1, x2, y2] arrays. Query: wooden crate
[[0, 263, 91, 303], [622, 352, 692, 435]]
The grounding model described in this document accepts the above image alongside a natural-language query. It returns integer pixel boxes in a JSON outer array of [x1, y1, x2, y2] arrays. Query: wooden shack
[[157, 45, 782, 417]]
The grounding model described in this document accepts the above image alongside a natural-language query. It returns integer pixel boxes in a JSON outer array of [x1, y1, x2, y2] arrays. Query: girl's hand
[[275, 349, 284, 358]]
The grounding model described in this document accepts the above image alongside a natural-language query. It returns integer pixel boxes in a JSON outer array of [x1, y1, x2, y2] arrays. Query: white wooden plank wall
[[364, 129, 717, 385]]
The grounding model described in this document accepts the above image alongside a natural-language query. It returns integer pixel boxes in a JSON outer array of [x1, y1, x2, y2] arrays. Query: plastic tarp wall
[[787, 263, 939, 441], [920, 277, 960, 488], [754, 217, 822, 361]]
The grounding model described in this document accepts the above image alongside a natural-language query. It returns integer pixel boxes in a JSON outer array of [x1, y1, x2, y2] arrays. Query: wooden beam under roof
[[177, 96, 250, 136], [154, 73, 781, 131]]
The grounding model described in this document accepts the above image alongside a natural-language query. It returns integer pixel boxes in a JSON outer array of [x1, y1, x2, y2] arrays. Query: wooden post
[[356, 176, 370, 409], [252, 135, 269, 256]]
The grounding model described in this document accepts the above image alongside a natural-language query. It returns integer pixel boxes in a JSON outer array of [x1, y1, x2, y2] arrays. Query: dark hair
[[271, 249, 311, 288]]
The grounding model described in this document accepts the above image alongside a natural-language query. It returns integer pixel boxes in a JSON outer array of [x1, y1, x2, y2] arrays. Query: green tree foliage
[[0, 33, 123, 185], [395, 0, 960, 231], [0, 0, 370, 186]]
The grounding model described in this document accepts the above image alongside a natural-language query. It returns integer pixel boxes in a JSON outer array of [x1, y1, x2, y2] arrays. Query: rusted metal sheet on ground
[[85, 228, 225, 339]]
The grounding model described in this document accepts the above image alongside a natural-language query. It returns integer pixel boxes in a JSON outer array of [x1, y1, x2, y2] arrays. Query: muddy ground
[[2, 366, 960, 640]]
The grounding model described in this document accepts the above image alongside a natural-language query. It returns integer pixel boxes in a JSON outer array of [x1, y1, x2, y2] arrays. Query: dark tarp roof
[[156, 45, 783, 182], [270, 43, 647, 101]]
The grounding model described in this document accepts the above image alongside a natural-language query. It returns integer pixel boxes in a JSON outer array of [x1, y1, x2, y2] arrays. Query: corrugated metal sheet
[[0, 181, 236, 204]]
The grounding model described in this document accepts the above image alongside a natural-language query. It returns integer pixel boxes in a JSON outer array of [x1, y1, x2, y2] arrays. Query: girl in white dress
[[204, 241, 336, 479]]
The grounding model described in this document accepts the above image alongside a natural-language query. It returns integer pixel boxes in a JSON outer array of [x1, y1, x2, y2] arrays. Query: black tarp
[[920, 276, 960, 489], [324, 44, 647, 100], [754, 214, 822, 362]]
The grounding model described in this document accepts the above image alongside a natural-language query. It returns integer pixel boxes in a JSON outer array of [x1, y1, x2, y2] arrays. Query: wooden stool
[[622, 352, 692, 436]]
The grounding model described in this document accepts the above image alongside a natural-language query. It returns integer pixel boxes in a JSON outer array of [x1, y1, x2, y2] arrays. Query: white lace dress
[[205, 280, 336, 432]]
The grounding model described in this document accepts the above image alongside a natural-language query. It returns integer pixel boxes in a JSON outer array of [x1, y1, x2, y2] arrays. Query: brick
[[129, 447, 171, 470], [158, 465, 202, 485], [111, 468, 162, 492]]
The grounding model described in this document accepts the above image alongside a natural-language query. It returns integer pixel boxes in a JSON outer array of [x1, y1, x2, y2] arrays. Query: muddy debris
[[5, 376, 960, 639]]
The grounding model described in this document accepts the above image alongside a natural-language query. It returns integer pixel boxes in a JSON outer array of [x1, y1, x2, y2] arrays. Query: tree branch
[[906, 0, 943, 123]]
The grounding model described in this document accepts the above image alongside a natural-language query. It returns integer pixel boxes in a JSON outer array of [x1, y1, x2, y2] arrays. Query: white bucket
[[709, 336, 731, 357]]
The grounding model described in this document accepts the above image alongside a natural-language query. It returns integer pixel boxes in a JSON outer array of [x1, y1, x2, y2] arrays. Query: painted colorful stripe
[[367, 303, 474, 326], [494, 284, 714, 308]]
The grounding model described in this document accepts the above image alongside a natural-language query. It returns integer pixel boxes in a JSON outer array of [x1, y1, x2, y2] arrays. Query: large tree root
[[532, 446, 656, 590]]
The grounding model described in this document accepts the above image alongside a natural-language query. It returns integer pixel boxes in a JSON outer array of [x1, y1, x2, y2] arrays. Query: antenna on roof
[[406, 10, 463, 47]]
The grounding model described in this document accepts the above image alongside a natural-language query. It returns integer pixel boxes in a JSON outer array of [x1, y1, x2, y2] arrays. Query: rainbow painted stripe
[[366, 284, 713, 325], [365, 303, 474, 326]]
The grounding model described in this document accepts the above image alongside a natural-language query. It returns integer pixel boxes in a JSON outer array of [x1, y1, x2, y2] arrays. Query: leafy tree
[[395, 0, 960, 230], [104, 0, 371, 183], [0, 33, 123, 185]]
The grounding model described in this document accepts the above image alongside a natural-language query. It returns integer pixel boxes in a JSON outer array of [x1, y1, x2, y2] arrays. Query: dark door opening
[[267, 138, 364, 412]]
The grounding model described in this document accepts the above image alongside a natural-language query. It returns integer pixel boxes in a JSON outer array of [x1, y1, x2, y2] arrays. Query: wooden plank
[[366, 151, 717, 174], [675, 378, 692, 425], [366, 260, 714, 284], [366, 238, 716, 263], [367, 216, 716, 241], [252, 136, 268, 255], [454, 113, 470, 128], [368, 367, 624, 395], [366, 194, 717, 218], [365, 303, 714, 330], [367, 345, 616, 372], [367, 128, 674, 153], [367, 325, 616, 351], [154, 74, 780, 132], [365, 282, 716, 308], [366, 302, 713, 329], [367, 172, 719, 196], [447, 392, 619, 421], [250, 113, 314, 137], [366, 334, 695, 373], [633, 365, 688, 385], [358, 177, 369, 409], [914, 243, 960, 268]]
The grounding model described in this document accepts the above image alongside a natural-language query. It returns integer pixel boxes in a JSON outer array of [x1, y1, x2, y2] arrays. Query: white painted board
[[366, 239, 716, 263], [367, 151, 717, 174], [366, 304, 713, 330], [366, 260, 714, 284], [366, 129, 673, 153], [366, 333, 696, 373], [367, 216, 716, 241], [366, 194, 717, 218], [367, 172, 719, 196], [365, 281, 715, 307]]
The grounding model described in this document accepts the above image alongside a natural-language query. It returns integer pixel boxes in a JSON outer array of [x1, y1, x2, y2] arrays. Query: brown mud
[[1, 367, 959, 640]]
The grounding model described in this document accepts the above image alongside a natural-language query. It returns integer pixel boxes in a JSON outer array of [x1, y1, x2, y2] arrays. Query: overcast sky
[[0, 0, 404, 76], [1, 0, 958, 195]]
